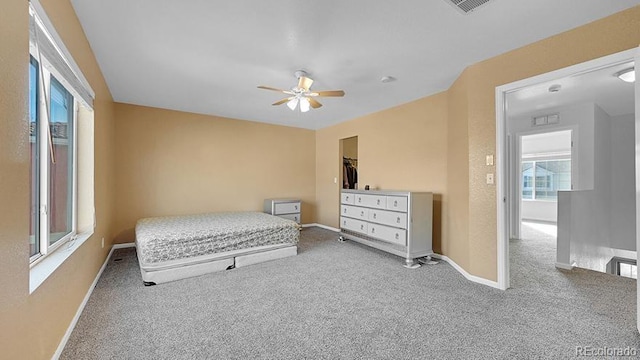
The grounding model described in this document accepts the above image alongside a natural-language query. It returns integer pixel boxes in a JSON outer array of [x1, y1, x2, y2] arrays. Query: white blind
[[29, 1, 95, 108]]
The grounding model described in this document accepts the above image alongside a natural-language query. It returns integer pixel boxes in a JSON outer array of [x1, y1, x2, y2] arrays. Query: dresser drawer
[[355, 194, 387, 209], [278, 213, 300, 224], [341, 193, 356, 205], [368, 209, 407, 229], [274, 202, 300, 215], [386, 196, 408, 212], [340, 216, 368, 235], [367, 223, 406, 246], [341, 205, 369, 220]]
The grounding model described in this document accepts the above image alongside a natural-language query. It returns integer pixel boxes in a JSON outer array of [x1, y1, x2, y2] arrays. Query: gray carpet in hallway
[[61, 226, 638, 359]]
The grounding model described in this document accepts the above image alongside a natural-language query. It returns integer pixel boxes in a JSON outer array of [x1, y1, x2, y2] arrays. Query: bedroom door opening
[[496, 47, 638, 292], [340, 136, 358, 190], [517, 130, 572, 244], [512, 130, 572, 276]]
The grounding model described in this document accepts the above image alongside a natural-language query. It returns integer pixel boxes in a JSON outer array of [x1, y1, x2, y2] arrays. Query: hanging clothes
[[343, 162, 350, 189], [343, 158, 358, 189]]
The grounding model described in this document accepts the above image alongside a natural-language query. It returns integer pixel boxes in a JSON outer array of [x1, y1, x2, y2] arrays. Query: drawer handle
[[358, 197, 362, 203], [376, 199, 380, 205], [373, 213, 377, 219], [394, 200, 398, 207], [360, 211, 364, 216], [371, 228, 375, 233], [360, 224, 364, 230], [295, 216, 298, 221], [343, 220, 346, 226], [295, 205, 298, 210], [395, 233, 399, 239], [343, 208, 347, 213], [397, 217, 401, 223], [346, 196, 350, 201]]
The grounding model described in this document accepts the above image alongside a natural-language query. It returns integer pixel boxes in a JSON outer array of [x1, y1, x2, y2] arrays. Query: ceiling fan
[[258, 70, 345, 113]]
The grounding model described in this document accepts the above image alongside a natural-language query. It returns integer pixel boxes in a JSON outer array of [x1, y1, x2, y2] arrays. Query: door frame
[[495, 47, 637, 291], [512, 127, 575, 238]]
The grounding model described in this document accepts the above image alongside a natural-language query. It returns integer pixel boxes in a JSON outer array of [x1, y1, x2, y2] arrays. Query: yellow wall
[[462, 6, 640, 281], [113, 103, 316, 242], [445, 70, 470, 269], [0, 0, 116, 359], [315, 6, 640, 281], [315, 93, 449, 252], [2, 2, 640, 358], [342, 136, 358, 160]]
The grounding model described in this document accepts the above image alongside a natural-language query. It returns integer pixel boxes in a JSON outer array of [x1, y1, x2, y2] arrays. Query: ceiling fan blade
[[310, 90, 345, 97], [298, 76, 314, 91], [308, 97, 323, 109], [272, 97, 293, 106], [258, 85, 288, 93]]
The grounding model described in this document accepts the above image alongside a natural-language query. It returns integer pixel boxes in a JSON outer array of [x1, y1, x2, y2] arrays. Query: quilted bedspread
[[135, 212, 300, 265]]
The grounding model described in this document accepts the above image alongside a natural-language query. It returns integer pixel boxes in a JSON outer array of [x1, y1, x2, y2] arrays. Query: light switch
[[333, 177, 337, 184], [486, 155, 494, 166], [486, 173, 494, 185]]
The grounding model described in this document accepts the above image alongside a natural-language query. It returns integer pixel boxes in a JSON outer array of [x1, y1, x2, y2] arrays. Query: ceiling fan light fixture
[[299, 97, 310, 112], [258, 70, 345, 113], [616, 67, 635, 83], [287, 98, 298, 111]]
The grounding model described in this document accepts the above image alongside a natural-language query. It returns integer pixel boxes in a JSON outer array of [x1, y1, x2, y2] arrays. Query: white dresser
[[264, 199, 301, 224], [339, 189, 433, 268]]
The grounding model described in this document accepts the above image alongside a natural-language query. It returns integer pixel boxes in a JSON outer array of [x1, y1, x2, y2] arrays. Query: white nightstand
[[264, 199, 301, 224]]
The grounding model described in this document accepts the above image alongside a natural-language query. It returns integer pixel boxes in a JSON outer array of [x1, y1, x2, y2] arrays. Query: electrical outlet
[[486, 173, 494, 185], [101, 237, 104, 248]]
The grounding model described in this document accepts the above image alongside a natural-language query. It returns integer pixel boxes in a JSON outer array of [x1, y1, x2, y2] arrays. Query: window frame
[[521, 157, 571, 202], [29, 51, 80, 266]]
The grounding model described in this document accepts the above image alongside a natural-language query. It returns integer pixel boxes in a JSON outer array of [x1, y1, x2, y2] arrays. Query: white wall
[[558, 106, 636, 272], [508, 103, 594, 231], [521, 200, 557, 222], [611, 114, 636, 251]]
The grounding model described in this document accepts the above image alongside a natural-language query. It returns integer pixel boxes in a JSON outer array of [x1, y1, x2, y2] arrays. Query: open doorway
[[518, 130, 572, 247], [496, 48, 637, 291], [340, 136, 358, 190]]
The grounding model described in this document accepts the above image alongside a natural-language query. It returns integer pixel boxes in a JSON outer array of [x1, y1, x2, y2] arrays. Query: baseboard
[[113, 242, 135, 249], [302, 223, 340, 232], [429, 254, 503, 290], [52, 245, 116, 359], [555, 262, 574, 270]]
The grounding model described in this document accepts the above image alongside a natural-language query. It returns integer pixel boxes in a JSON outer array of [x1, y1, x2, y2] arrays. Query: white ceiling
[[70, 0, 640, 130], [507, 60, 635, 117]]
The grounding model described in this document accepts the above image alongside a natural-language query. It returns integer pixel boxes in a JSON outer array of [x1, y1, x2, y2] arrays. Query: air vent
[[446, 0, 493, 14]]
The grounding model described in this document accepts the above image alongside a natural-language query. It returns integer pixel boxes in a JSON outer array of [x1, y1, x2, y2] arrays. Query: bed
[[135, 211, 300, 285]]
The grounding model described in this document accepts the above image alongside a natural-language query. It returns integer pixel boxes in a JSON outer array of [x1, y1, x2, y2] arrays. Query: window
[[29, 56, 78, 263], [28, 0, 95, 278], [521, 159, 571, 201]]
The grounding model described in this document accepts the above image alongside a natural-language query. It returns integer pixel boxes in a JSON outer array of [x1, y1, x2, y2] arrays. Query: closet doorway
[[340, 136, 358, 190]]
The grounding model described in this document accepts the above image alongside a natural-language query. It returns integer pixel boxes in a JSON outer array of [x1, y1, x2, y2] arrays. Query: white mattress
[[135, 211, 300, 270]]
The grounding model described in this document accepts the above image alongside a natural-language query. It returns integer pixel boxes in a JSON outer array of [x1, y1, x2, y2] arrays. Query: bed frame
[[136, 243, 297, 285]]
